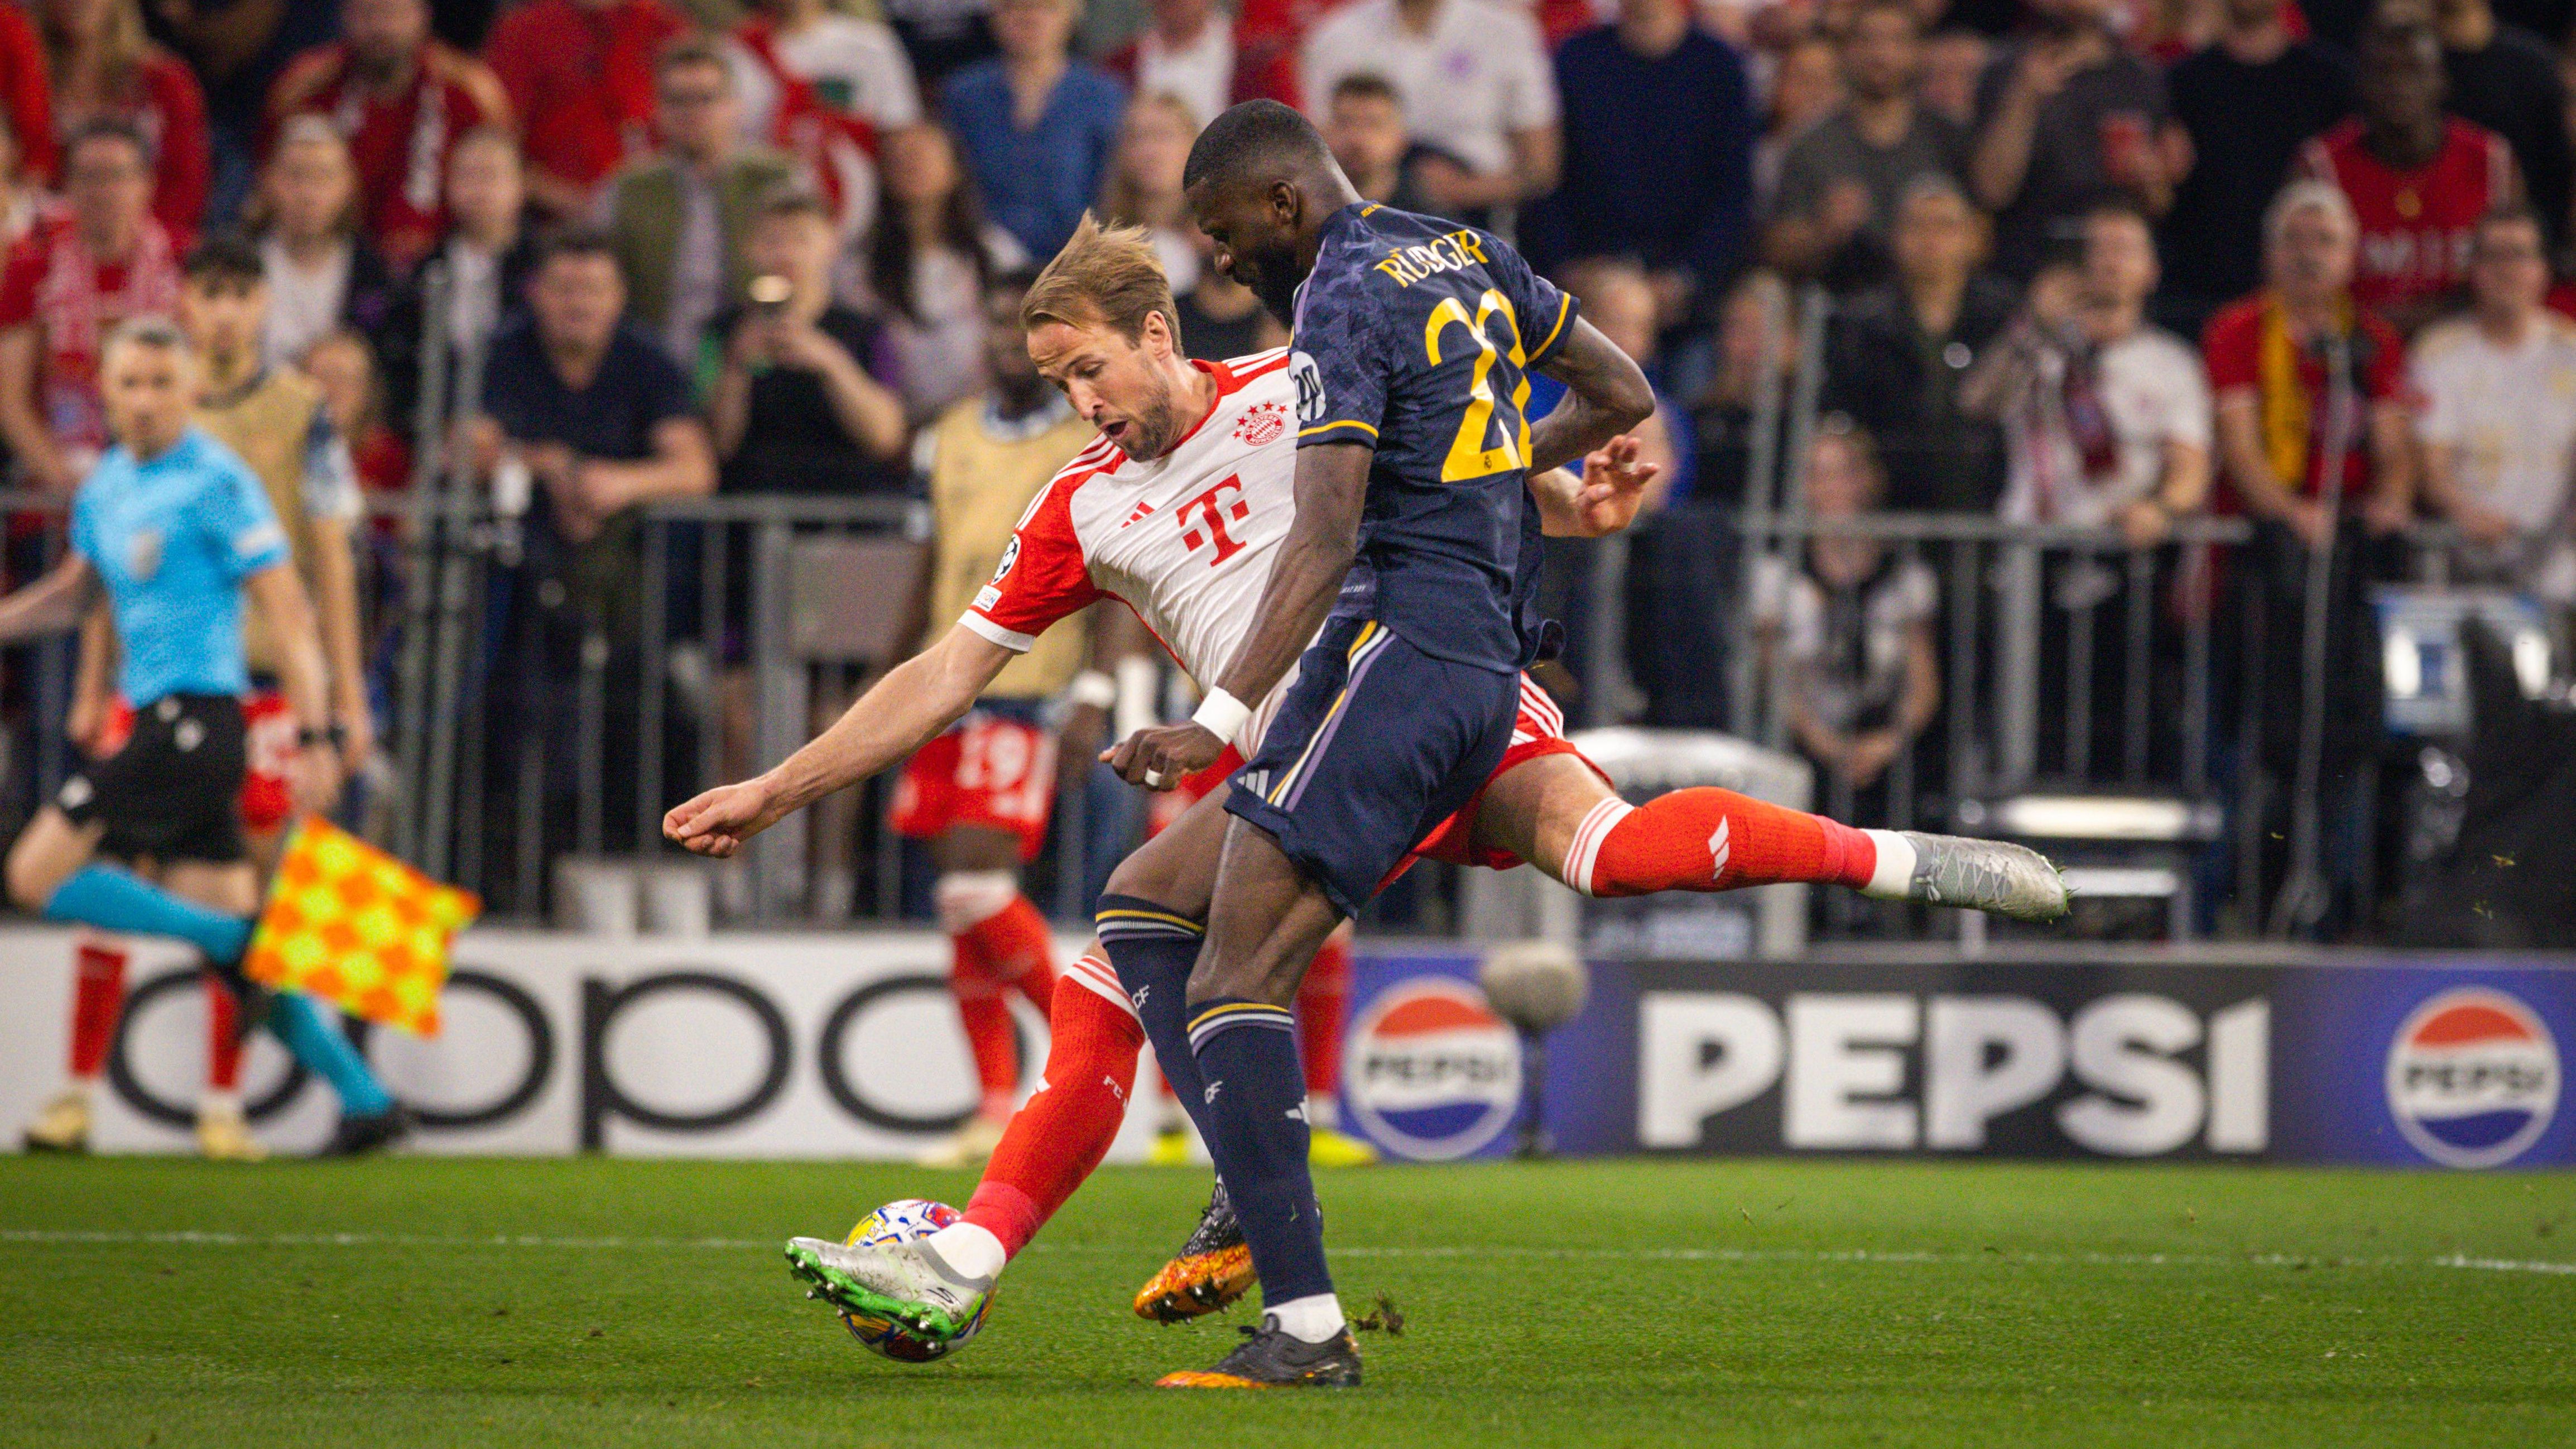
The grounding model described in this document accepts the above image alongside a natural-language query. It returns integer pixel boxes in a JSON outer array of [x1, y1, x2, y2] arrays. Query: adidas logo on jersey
[[1120, 500, 1156, 528]]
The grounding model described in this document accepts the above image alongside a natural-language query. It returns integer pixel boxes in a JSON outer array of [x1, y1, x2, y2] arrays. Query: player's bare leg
[[1474, 753, 2069, 920]]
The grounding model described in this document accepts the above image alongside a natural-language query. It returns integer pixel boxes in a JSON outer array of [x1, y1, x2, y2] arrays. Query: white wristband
[[1190, 688, 1251, 744], [1066, 670, 1117, 710]]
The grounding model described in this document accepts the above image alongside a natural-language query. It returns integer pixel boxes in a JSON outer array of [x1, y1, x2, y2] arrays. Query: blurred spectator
[[2410, 206, 2576, 601], [1752, 35, 1843, 215], [884, 0, 998, 86], [1753, 419, 1941, 802], [2432, 0, 2567, 251], [377, 123, 534, 434], [1769, 0, 1964, 289], [253, 116, 398, 368], [1105, 0, 1254, 127], [1688, 267, 1795, 508], [2159, 0, 2354, 329], [0, 8, 54, 190], [2203, 180, 2411, 935], [482, 0, 688, 219], [1970, 203, 2213, 537], [1095, 90, 1202, 292], [41, 0, 210, 235], [2298, 17, 2515, 331], [1301, 0, 1560, 222], [1968, 0, 2176, 281], [859, 122, 1027, 418], [1233, 0, 1329, 108], [1822, 174, 2015, 510], [1320, 72, 1432, 212], [304, 327, 410, 496], [1562, 259, 1686, 507], [599, 37, 796, 366], [0, 118, 179, 493], [468, 228, 714, 889], [1919, 28, 1988, 128], [0, 108, 56, 250], [719, 0, 887, 243], [1541, 0, 1752, 321], [265, 0, 514, 274], [705, 187, 906, 494], [143, 0, 335, 223], [728, 0, 923, 136], [940, 0, 1123, 259]]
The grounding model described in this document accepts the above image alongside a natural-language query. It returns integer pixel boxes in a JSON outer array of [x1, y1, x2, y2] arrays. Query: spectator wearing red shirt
[[0, 4, 54, 188], [266, 0, 514, 272], [0, 118, 181, 493], [2296, 17, 2515, 333], [1104, 0, 1285, 125], [39, 0, 209, 235], [482, 0, 687, 219]]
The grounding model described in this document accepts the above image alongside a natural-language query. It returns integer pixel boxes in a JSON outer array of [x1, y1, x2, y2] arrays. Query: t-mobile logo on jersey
[[1178, 475, 1252, 565]]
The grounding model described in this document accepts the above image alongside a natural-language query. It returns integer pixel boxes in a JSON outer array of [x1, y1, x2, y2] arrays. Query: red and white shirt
[[960, 349, 1303, 752], [2300, 117, 2515, 315]]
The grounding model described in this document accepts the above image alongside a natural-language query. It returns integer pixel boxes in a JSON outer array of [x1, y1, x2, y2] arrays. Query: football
[[835, 1199, 992, 1362]]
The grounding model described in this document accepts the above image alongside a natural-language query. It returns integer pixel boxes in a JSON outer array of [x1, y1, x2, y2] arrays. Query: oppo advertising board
[[1337, 952, 2574, 1169]]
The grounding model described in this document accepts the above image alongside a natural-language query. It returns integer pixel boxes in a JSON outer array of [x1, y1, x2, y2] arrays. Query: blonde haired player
[[667, 217, 2065, 1352]]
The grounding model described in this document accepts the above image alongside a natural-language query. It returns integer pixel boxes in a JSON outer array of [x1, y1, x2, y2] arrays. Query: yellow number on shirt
[[1423, 290, 1530, 481]]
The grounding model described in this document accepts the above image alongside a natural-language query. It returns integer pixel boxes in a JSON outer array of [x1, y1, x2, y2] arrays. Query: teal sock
[[44, 865, 252, 964], [265, 992, 394, 1116]]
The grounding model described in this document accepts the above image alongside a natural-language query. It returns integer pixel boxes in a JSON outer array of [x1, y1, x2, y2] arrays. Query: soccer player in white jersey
[[665, 216, 2065, 1357]]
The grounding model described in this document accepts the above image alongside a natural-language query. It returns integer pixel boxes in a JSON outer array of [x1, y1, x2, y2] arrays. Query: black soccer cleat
[[316, 1105, 412, 1158], [1133, 1178, 1255, 1323], [1156, 1319, 1363, 1389]]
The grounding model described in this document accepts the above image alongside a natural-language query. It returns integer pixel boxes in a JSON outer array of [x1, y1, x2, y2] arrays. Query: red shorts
[[99, 689, 299, 835], [1147, 675, 1600, 875], [891, 711, 1060, 861]]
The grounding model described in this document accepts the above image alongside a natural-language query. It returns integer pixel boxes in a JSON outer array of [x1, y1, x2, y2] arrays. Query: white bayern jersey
[[958, 349, 1306, 753]]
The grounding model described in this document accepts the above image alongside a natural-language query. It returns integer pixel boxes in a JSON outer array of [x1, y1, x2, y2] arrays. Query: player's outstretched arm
[[0, 552, 97, 644], [1525, 316, 1656, 477], [1105, 440, 1372, 790], [664, 624, 1014, 857], [1531, 434, 1659, 539]]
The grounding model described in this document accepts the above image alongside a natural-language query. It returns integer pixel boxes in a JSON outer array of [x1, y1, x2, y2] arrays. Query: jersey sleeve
[[958, 478, 1102, 652], [1291, 255, 1392, 449], [1488, 232, 1577, 370], [210, 464, 291, 581]]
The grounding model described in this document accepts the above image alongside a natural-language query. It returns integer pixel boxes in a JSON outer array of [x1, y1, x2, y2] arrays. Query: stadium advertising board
[[1342, 951, 2575, 1169]]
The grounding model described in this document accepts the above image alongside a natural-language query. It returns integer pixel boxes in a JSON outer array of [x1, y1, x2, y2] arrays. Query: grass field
[[2, 1156, 2572, 1448]]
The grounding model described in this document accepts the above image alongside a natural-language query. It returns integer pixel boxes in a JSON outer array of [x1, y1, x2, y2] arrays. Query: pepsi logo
[[1345, 977, 1521, 1162], [2385, 987, 2559, 1169]]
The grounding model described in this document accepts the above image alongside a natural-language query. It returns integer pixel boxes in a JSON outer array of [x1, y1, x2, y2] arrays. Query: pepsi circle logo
[[1345, 977, 1521, 1162], [2385, 987, 2559, 1169]]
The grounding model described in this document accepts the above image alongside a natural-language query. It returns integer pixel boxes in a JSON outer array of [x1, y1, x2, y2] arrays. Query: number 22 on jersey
[[1424, 288, 1532, 483]]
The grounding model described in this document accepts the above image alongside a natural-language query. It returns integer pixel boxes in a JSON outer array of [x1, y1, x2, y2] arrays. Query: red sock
[[205, 974, 243, 1093], [68, 937, 128, 1080], [949, 935, 1020, 1122], [1569, 788, 1879, 897], [963, 966, 1143, 1259], [1296, 929, 1353, 1100], [965, 894, 1059, 1015]]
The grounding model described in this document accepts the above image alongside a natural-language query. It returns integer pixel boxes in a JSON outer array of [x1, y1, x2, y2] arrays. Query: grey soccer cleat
[[1895, 832, 2070, 922], [784, 1235, 993, 1342]]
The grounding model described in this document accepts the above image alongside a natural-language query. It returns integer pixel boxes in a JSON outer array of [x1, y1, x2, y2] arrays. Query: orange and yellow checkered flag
[[243, 819, 481, 1037]]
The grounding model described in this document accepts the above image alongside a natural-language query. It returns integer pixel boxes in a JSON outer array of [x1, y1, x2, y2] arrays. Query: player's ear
[[1267, 179, 1300, 228]]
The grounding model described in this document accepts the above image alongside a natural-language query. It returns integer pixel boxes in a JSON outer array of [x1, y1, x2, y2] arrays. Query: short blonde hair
[[1022, 212, 1183, 349]]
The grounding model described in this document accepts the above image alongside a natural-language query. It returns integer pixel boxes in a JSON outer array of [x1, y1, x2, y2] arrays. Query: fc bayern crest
[[1345, 977, 1521, 1161], [2385, 987, 2560, 1169], [1234, 399, 1288, 447]]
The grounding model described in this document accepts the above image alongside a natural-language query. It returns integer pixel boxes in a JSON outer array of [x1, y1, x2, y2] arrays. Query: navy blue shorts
[[1224, 616, 1520, 917]]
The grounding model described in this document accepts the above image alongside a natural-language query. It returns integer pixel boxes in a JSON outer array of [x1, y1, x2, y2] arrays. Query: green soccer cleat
[[1892, 832, 2070, 922], [784, 1234, 992, 1343]]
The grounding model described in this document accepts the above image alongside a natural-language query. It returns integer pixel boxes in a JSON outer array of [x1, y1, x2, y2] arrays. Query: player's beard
[[1244, 241, 1304, 328], [1122, 369, 1186, 460]]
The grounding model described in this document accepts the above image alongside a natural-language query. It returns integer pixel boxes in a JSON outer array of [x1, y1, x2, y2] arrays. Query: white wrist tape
[[1190, 688, 1251, 745]]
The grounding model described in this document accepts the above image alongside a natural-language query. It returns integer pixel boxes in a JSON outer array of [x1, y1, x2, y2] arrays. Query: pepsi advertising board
[[1338, 951, 2573, 1169]]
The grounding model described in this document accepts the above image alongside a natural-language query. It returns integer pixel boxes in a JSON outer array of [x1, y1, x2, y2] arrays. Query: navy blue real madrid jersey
[[1290, 203, 1578, 673]]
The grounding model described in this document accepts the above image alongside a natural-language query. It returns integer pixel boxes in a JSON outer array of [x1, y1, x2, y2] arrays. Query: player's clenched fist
[[664, 777, 785, 857], [1104, 721, 1224, 791]]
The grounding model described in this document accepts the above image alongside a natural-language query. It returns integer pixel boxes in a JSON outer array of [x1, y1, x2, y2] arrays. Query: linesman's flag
[[244, 819, 481, 1037]]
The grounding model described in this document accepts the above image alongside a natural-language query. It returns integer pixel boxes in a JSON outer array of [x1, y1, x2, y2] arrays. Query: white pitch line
[[1, 1229, 2570, 1277]]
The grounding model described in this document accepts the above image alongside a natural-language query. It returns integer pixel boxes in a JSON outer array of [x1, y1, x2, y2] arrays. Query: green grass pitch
[[2, 1155, 2571, 1447]]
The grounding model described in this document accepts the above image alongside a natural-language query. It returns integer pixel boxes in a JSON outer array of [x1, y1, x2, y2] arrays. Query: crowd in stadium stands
[[0, 0, 2572, 936]]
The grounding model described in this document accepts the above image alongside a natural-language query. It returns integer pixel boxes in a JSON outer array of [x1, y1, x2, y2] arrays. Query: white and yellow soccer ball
[[836, 1199, 992, 1362]]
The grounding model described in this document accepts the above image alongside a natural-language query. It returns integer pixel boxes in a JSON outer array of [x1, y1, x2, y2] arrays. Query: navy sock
[[1095, 895, 1215, 1141], [1189, 998, 1333, 1307]]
